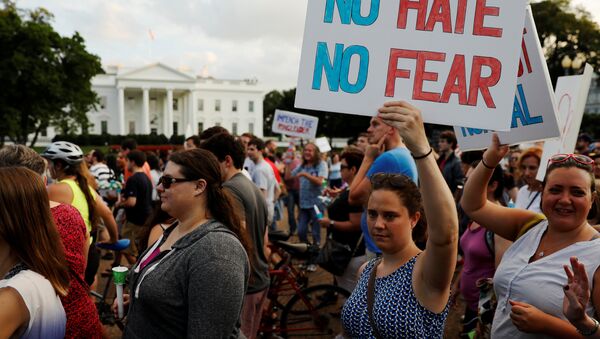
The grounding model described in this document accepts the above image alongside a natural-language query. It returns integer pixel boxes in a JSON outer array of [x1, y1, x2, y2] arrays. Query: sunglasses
[[371, 173, 410, 189], [548, 154, 594, 166], [158, 175, 196, 189]]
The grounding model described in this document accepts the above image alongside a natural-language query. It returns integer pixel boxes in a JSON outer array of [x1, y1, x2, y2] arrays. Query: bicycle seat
[[268, 229, 290, 242], [96, 239, 130, 251], [274, 240, 311, 257]]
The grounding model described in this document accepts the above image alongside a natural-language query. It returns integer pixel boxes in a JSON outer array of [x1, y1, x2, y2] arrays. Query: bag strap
[[516, 214, 546, 240], [367, 258, 384, 339], [525, 191, 541, 210], [350, 233, 364, 257]]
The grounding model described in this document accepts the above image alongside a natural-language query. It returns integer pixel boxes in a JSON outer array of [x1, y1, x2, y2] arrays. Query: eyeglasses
[[371, 173, 411, 189], [158, 175, 196, 189], [548, 154, 594, 166]]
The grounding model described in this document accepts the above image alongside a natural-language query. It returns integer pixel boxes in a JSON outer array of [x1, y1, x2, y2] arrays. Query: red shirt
[[264, 158, 281, 183]]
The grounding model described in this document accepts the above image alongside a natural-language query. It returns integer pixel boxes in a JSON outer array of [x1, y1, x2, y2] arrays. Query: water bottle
[[314, 205, 323, 220], [321, 178, 327, 192]]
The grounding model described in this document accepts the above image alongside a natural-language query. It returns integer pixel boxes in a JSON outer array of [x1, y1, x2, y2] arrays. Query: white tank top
[[492, 220, 600, 338], [0, 269, 66, 338]]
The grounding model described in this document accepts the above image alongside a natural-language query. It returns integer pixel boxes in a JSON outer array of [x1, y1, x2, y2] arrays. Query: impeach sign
[[272, 110, 319, 139], [295, 0, 528, 130]]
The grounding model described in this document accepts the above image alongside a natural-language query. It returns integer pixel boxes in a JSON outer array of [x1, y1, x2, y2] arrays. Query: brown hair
[[168, 149, 252, 256], [543, 157, 596, 193], [370, 173, 425, 241], [0, 167, 69, 296], [340, 148, 364, 171], [54, 160, 99, 227], [0, 145, 46, 175]]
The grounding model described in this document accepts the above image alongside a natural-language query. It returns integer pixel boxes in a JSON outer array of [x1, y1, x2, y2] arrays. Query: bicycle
[[259, 231, 350, 338], [92, 238, 130, 331]]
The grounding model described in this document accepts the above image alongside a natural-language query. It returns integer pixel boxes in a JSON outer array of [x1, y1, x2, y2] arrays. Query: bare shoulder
[[47, 182, 72, 204], [0, 287, 29, 337]]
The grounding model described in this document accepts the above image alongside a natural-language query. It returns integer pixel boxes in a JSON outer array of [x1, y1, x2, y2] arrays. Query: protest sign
[[295, 0, 528, 130], [454, 7, 560, 151], [272, 109, 319, 139], [536, 64, 593, 181], [315, 137, 332, 153]]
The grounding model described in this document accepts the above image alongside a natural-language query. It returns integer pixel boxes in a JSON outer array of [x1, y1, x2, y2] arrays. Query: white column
[[190, 90, 197, 135], [141, 88, 150, 134], [162, 91, 168, 135], [166, 89, 173, 136], [118, 87, 125, 135]]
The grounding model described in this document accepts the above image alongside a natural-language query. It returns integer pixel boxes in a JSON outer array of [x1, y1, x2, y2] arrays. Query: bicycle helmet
[[41, 141, 84, 165]]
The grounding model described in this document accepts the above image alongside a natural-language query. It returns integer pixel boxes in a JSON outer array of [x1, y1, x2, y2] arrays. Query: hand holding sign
[[482, 133, 509, 168], [377, 101, 430, 157]]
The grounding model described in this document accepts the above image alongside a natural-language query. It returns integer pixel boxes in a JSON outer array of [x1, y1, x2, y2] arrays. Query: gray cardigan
[[123, 220, 249, 338]]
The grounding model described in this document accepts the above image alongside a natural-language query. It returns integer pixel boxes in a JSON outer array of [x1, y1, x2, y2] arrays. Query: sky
[[16, 0, 600, 92]]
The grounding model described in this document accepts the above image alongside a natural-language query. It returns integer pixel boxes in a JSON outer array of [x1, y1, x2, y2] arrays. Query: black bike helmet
[[41, 141, 84, 165]]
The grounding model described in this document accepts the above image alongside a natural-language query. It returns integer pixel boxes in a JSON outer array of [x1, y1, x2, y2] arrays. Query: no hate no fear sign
[[295, 0, 528, 130]]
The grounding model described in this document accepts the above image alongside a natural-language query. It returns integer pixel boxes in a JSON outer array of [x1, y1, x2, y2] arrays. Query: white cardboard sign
[[454, 7, 560, 151], [536, 64, 594, 181], [295, 0, 528, 130], [272, 109, 319, 139], [315, 137, 332, 153]]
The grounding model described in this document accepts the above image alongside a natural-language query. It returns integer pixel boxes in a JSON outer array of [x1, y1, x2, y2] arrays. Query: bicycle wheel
[[280, 284, 350, 338]]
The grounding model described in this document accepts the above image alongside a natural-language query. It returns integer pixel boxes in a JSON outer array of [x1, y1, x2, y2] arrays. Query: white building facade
[[40, 63, 265, 142]]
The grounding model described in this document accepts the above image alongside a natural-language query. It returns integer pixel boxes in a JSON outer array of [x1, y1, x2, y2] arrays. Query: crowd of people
[[2, 102, 600, 338]]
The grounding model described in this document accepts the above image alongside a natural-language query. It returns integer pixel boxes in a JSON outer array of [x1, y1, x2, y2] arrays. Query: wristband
[[329, 220, 335, 229], [481, 158, 495, 170], [411, 147, 433, 160], [578, 317, 600, 336]]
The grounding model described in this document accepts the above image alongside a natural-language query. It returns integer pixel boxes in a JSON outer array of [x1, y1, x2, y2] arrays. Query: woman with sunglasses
[[341, 101, 458, 338], [461, 134, 600, 338], [120, 149, 251, 338]]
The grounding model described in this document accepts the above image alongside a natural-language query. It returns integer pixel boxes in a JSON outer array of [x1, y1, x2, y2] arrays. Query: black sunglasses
[[158, 175, 196, 189]]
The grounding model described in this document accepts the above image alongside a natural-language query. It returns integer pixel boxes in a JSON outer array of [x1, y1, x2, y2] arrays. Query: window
[[173, 98, 179, 111], [198, 122, 204, 134], [129, 121, 135, 134], [198, 99, 204, 111], [248, 122, 254, 134], [249, 101, 254, 112], [99, 96, 107, 110], [151, 128, 157, 135], [173, 122, 178, 136], [215, 122, 221, 127], [215, 99, 221, 112], [232, 122, 238, 135], [232, 100, 238, 112], [101, 121, 108, 134], [41, 128, 47, 137]]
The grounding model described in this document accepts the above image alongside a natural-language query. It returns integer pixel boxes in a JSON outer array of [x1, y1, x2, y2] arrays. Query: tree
[[0, 1, 102, 146], [532, 0, 600, 85]]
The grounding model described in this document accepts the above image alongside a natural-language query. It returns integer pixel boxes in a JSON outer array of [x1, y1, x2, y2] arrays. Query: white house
[[38, 63, 265, 143]]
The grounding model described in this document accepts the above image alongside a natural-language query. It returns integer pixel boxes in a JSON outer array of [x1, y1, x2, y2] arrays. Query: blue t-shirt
[[291, 161, 328, 209], [362, 147, 418, 254]]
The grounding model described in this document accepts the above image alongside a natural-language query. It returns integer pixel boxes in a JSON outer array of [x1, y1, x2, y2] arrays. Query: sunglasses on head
[[158, 175, 196, 189], [548, 154, 594, 166], [371, 173, 407, 188]]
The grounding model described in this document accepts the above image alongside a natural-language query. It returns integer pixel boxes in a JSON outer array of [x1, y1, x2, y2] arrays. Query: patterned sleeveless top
[[341, 256, 449, 338]]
